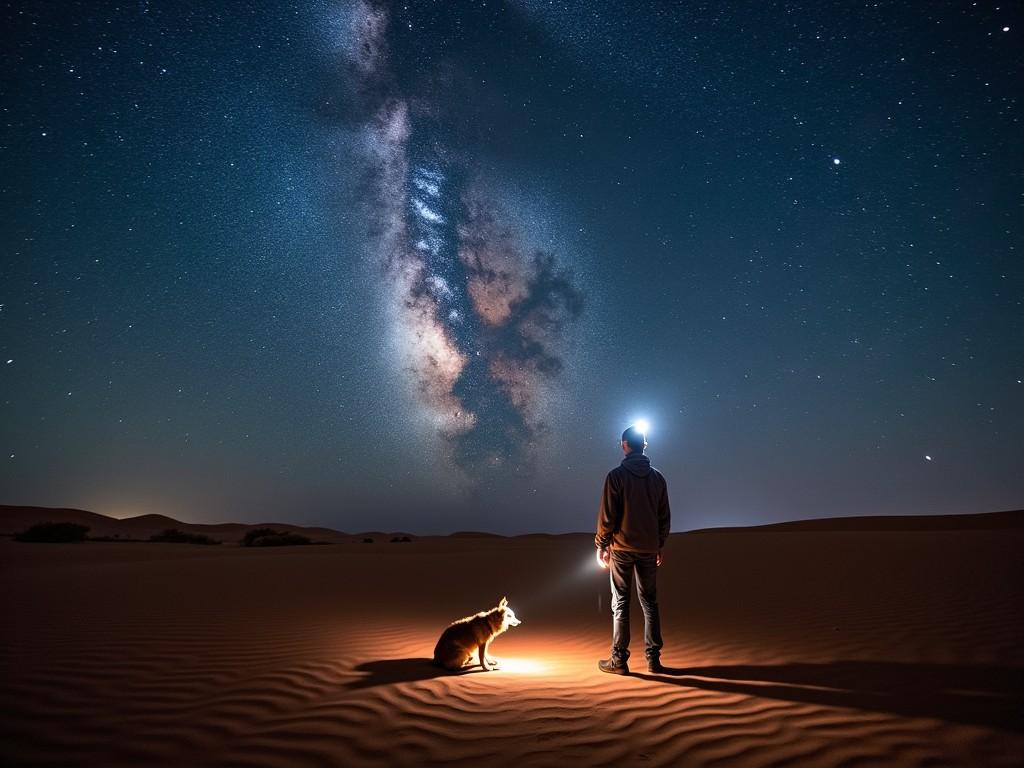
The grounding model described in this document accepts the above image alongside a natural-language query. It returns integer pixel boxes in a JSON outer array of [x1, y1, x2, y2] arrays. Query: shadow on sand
[[346, 658, 487, 690], [632, 661, 1024, 732]]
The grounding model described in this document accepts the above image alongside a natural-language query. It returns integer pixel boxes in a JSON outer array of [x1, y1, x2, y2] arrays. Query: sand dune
[[3, 503, 1020, 542], [689, 509, 1024, 533], [1, 520, 1022, 766], [0, 505, 360, 543]]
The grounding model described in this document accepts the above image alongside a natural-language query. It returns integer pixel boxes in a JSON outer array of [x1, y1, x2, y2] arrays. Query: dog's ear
[[499, 596, 508, 608]]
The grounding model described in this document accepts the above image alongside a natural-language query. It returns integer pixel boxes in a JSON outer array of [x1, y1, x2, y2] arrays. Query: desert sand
[[1, 510, 1022, 767]]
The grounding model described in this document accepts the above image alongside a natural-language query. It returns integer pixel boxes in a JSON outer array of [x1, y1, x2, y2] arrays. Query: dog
[[433, 596, 522, 671]]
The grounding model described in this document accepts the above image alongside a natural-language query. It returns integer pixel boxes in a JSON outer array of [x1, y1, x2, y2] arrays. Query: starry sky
[[1, 1, 1021, 534]]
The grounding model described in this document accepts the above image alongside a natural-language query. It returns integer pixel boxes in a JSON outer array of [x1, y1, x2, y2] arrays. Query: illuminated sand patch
[[494, 657, 548, 675]]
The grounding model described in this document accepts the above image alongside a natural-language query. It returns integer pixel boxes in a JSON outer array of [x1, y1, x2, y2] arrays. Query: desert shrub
[[150, 528, 221, 545], [362, 537, 374, 544], [390, 536, 413, 543], [241, 527, 278, 546], [241, 528, 311, 547], [15, 522, 90, 543]]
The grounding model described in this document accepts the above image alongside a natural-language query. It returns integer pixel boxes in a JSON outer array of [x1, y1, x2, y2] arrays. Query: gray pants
[[609, 549, 663, 664]]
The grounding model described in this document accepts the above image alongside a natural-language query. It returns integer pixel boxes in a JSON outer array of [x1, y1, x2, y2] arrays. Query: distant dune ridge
[[689, 509, 1024, 533], [1, 504, 1022, 766], [2, 504, 1021, 541], [0, 505, 414, 543]]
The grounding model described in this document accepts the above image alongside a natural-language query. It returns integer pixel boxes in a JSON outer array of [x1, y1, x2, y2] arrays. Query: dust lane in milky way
[[345, 1, 583, 483]]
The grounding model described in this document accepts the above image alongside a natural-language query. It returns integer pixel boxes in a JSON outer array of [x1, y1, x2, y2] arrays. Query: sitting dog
[[433, 596, 522, 671]]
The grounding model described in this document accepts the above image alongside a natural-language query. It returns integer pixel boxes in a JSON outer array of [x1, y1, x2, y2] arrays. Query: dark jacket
[[595, 452, 671, 553]]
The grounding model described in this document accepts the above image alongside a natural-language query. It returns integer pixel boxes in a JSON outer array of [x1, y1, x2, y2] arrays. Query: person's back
[[597, 451, 669, 554], [595, 425, 671, 674]]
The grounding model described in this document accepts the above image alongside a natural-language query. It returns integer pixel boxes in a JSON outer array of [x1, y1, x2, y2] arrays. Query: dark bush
[[362, 537, 374, 544], [390, 536, 413, 543], [241, 528, 311, 547], [15, 522, 90, 543], [150, 528, 221, 545], [241, 528, 278, 546]]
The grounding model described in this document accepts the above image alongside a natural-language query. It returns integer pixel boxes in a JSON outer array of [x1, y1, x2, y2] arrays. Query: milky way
[[343, 1, 582, 480]]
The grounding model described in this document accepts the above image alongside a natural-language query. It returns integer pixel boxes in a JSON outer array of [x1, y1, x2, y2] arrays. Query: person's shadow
[[345, 658, 487, 690], [632, 661, 1024, 732]]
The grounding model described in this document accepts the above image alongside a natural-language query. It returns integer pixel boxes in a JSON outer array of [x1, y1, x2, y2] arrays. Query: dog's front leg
[[479, 641, 491, 671], [481, 640, 500, 669]]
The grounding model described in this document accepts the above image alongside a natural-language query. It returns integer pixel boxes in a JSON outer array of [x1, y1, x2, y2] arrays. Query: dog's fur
[[433, 596, 522, 671]]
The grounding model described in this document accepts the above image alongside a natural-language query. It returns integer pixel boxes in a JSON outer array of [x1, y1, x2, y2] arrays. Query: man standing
[[595, 424, 671, 675]]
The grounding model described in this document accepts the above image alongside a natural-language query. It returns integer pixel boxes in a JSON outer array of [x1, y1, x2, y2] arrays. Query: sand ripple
[[2, 532, 1023, 766]]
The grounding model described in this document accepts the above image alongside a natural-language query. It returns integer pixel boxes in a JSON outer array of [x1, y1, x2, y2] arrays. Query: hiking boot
[[647, 658, 666, 673], [598, 658, 630, 675]]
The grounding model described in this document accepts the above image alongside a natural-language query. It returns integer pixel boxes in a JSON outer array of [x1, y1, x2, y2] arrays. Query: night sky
[[2, 1, 1021, 534]]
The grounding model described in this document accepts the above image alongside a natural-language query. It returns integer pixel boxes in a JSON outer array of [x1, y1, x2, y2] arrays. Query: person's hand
[[596, 548, 610, 569], [656, 550, 663, 567]]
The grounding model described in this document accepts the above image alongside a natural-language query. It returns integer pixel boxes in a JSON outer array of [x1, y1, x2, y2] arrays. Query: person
[[595, 424, 671, 674]]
